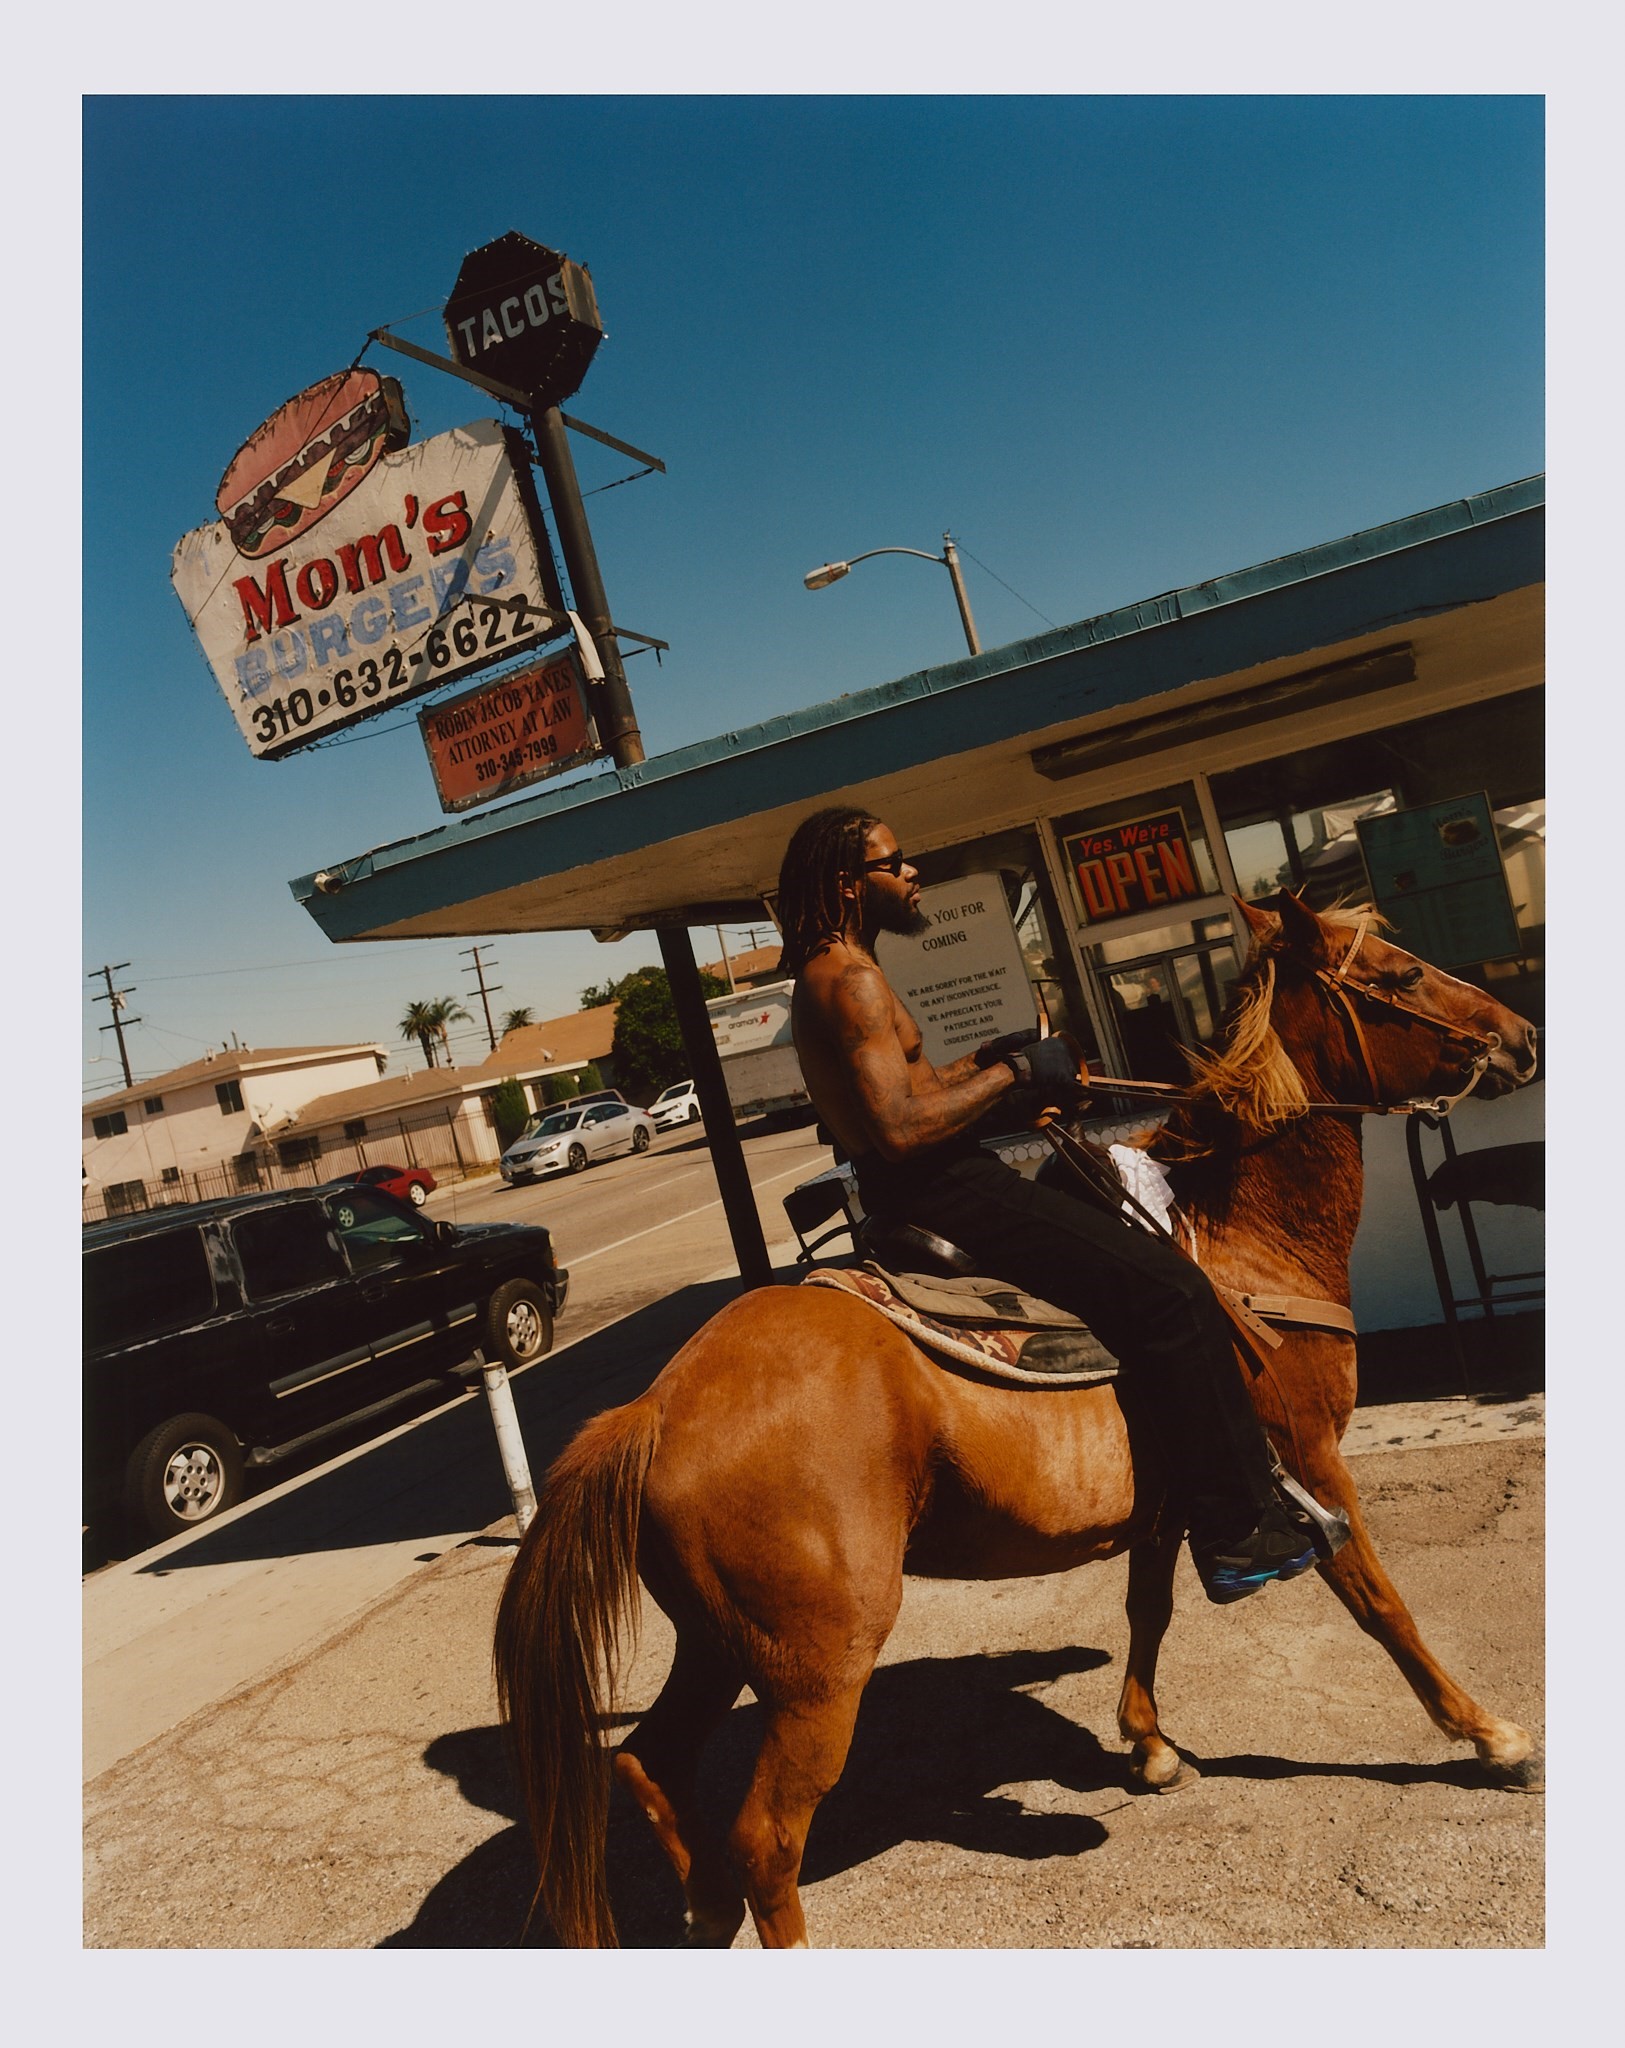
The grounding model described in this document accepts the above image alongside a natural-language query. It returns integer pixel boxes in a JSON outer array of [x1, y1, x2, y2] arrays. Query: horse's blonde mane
[[1177, 902, 1375, 1139]]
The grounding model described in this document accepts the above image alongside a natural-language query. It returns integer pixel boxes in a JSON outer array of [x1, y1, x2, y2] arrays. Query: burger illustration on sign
[[216, 368, 410, 560]]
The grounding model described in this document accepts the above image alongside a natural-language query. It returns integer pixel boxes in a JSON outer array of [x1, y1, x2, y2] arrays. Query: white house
[[83, 1043, 388, 1210]]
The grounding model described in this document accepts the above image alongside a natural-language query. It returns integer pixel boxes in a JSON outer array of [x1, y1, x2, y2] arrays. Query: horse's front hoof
[[1130, 1745, 1200, 1794], [1484, 1748, 1544, 1794]]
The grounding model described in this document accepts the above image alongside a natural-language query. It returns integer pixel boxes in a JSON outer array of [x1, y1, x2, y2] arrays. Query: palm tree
[[421, 995, 472, 1067], [501, 1007, 535, 1035], [399, 1000, 443, 1069]]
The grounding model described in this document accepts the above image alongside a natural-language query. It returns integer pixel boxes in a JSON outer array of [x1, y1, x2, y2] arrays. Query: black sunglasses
[[860, 849, 910, 877]]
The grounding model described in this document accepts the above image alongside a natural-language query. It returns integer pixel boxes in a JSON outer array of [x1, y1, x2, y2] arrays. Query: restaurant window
[[1049, 782, 1240, 1084], [1210, 687, 1544, 1026]]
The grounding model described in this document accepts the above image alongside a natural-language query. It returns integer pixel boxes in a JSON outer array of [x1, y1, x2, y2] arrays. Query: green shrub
[[489, 1079, 531, 1150]]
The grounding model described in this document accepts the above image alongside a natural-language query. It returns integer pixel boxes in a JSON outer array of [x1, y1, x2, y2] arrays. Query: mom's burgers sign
[[172, 367, 568, 758]]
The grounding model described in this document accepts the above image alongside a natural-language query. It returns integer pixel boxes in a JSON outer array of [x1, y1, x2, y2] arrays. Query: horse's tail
[[493, 1393, 662, 1948]]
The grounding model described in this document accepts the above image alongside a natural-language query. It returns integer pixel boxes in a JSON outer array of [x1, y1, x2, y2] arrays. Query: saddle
[[799, 1144, 1357, 1388], [802, 1218, 1120, 1389]]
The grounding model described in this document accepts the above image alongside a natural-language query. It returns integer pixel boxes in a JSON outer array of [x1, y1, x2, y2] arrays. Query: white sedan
[[649, 1079, 702, 1129], [500, 1101, 655, 1182]]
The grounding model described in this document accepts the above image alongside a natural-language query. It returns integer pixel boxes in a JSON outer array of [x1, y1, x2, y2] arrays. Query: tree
[[398, 996, 472, 1069], [500, 1007, 535, 1035], [399, 1000, 443, 1069], [424, 995, 472, 1066], [609, 967, 725, 1099], [544, 1062, 604, 1105], [488, 1078, 532, 1150]]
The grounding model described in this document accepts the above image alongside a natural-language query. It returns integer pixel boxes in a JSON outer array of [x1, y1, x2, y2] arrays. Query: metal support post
[[528, 403, 646, 769], [474, 1348, 537, 1534], [658, 926, 772, 1289]]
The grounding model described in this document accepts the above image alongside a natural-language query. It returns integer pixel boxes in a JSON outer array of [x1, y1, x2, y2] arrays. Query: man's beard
[[868, 888, 931, 939]]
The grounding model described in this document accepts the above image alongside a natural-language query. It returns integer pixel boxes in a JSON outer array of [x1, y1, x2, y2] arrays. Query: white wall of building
[[83, 1049, 386, 1192]]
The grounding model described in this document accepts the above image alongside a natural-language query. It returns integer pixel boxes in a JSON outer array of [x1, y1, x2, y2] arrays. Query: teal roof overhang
[[291, 478, 1544, 945]]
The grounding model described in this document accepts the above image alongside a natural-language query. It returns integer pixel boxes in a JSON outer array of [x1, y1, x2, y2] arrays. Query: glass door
[[1101, 927, 1243, 1082]]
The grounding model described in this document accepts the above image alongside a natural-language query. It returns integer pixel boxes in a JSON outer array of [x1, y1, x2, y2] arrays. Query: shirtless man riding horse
[[779, 804, 1349, 1604]]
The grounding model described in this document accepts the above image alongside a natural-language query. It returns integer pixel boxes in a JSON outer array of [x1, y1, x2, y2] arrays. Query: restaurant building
[[293, 478, 1544, 1341]]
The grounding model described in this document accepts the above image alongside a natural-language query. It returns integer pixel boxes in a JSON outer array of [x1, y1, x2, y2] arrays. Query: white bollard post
[[474, 1347, 537, 1535]]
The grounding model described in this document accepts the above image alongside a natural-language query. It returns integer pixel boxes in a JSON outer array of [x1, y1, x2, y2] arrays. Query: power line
[[954, 540, 1058, 631]]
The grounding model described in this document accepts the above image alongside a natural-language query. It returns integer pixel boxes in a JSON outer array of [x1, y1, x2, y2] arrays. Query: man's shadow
[[381, 1642, 1120, 1947]]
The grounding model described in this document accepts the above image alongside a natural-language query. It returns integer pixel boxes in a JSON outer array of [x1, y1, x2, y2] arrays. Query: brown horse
[[494, 891, 1540, 1948]]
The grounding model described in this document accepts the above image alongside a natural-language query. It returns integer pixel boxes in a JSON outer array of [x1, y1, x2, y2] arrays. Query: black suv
[[83, 1185, 569, 1545]]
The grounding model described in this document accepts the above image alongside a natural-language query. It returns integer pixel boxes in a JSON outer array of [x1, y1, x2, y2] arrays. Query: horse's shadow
[[379, 1638, 1513, 1946], [381, 1642, 1120, 1947]]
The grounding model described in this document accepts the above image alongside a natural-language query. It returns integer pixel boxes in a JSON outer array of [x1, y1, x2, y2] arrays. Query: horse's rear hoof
[[1486, 1748, 1544, 1794]]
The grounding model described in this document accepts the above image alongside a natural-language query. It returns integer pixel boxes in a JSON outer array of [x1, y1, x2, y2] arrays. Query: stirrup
[[1268, 1454, 1351, 1563]]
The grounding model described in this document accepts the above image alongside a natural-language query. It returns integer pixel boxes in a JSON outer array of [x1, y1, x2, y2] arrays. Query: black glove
[[974, 1027, 1042, 1070], [1000, 1034, 1083, 1096], [997, 1038, 1089, 1125]]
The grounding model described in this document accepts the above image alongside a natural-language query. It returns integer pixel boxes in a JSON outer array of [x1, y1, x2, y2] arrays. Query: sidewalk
[[82, 1384, 1543, 1949]]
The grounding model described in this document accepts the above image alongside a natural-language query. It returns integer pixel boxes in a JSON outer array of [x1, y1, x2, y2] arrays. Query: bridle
[[1070, 916, 1504, 1124], [1309, 914, 1502, 1118]]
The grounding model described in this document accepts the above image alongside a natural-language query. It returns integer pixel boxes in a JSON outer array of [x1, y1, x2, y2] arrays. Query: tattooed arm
[[816, 956, 1013, 1162]]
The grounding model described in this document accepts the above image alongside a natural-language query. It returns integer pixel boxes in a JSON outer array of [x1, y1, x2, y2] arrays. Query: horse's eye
[[1399, 965, 1425, 990]]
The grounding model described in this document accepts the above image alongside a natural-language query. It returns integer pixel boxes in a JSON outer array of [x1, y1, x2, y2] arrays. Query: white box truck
[[706, 979, 811, 1123]]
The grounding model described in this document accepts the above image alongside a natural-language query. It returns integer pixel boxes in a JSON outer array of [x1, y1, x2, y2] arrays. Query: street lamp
[[803, 531, 981, 656]]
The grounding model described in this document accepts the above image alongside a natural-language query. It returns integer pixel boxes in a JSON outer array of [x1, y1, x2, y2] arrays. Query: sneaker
[[1191, 1499, 1322, 1605]]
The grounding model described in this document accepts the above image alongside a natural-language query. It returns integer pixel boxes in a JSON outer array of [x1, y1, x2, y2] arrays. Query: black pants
[[855, 1146, 1277, 1527]]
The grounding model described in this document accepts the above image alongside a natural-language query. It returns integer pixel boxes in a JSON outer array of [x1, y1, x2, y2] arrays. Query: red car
[[326, 1163, 437, 1208]]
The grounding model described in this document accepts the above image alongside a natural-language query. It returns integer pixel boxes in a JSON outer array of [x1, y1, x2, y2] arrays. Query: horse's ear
[[1232, 896, 1276, 949], [1273, 888, 1337, 964]]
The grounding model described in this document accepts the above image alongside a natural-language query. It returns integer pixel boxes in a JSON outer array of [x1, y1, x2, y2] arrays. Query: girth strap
[[1216, 1285, 1358, 1341]]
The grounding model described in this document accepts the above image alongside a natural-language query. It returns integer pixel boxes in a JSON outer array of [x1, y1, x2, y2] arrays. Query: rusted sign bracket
[[556, 412, 666, 474], [367, 330, 666, 472], [369, 327, 534, 409]]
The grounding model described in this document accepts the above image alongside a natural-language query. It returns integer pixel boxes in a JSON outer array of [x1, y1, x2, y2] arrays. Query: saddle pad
[[868, 1263, 1087, 1330], [804, 1266, 1120, 1388]]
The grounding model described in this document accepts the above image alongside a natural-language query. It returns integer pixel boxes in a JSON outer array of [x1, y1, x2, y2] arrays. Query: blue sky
[[82, 94, 1544, 1096]]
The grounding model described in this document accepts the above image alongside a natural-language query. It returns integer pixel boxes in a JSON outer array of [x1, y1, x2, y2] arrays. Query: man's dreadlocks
[[775, 806, 879, 977]]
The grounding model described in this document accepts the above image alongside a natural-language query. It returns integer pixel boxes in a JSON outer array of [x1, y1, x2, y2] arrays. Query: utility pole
[[90, 964, 140, 1089], [461, 944, 502, 1053]]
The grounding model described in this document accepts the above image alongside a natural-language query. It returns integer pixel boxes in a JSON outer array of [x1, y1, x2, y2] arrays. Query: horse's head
[[1237, 891, 1538, 1113]]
